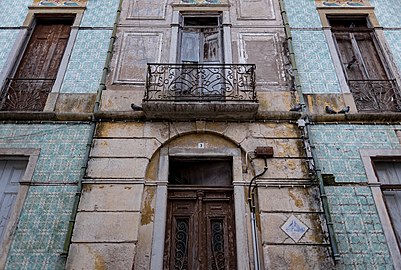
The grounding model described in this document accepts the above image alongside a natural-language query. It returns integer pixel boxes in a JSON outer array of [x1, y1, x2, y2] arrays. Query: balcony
[[0, 78, 54, 111], [348, 79, 401, 112], [142, 63, 259, 120]]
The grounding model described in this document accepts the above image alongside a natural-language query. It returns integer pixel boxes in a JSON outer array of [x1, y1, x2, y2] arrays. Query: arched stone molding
[[140, 131, 252, 269]]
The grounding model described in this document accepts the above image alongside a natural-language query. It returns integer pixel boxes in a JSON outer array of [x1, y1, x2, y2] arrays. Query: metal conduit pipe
[[302, 118, 340, 261], [248, 158, 268, 270], [278, 0, 306, 107], [278, 0, 340, 262], [61, 0, 123, 260]]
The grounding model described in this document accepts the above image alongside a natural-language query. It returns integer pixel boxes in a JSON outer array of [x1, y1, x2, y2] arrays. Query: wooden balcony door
[[2, 18, 72, 111]]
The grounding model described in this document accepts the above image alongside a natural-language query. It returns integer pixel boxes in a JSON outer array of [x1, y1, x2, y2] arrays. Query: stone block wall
[[66, 120, 334, 269]]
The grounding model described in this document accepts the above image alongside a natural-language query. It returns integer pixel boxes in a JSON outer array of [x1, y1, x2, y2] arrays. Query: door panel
[[164, 188, 236, 270], [16, 22, 71, 79]]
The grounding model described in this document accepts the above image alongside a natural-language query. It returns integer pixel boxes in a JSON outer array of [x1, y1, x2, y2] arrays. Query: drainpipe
[[301, 118, 340, 261], [278, 0, 340, 262], [278, 0, 305, 107], [60, 0, 123, 261], [248, 158, 268, 270]]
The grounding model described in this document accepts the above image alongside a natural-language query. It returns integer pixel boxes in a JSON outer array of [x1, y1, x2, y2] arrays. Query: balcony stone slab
[[142, 101, 259, 120]]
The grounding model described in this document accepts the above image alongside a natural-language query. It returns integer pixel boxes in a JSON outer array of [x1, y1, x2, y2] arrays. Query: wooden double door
[[164, 187, 237, 270]]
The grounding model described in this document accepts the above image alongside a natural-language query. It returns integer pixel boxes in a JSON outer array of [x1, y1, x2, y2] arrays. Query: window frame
[[318, 8, 401, 101], [0, 7, 84, 112], [169, 9, 232, 64], [360, 149, 401, 269], [178, 13, 224, 64], [0, 148, 40, 269]]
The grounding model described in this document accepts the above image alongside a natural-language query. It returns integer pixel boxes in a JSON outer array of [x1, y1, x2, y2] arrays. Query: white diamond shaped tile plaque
[[281, 215, 309, 242]]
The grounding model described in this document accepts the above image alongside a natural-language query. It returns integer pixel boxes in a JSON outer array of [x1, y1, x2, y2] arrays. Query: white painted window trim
[[0, 148, 40, 269], [150, 147, 251, 270], [360, 148, 401, 270]]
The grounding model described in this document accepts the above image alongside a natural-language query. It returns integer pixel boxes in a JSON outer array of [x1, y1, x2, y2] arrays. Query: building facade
[[67, 0, 333, 269], [0, 0, 401, 269]]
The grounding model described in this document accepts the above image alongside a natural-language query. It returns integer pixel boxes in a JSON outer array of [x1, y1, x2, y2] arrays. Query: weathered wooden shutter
[[354, 32, 387, 80], [0, 160, 27, 245], [2, 19, 72, 111], [333, 32, 365, 80], [330, 17, 399, 112]]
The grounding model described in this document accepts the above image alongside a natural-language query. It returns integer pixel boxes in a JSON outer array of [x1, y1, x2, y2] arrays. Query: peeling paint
[[83, 185, 92, 192], [289, 253, 307, 270], [141, 187, 155, 225], [87, 245, 106, 270], [288, 189, 304, 208], [287, 160, 296, 170], [145, 150, 160, 181]]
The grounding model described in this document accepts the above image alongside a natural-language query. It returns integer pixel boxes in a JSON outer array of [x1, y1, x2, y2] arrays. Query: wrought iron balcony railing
[[144, 63, 257, 102], [0, 78, 54, 111], [348, 79, 401, 112]]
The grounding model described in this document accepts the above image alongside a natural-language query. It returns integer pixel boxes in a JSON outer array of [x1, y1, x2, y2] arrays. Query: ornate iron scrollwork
[[145, 63, 256, 102], [173, 219, 189, 270], [211, 220, 226, 270], [0, 78, 55, 111], [348, 79, 401, 112]]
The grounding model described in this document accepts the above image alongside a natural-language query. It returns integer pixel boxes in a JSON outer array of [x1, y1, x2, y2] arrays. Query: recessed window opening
[[328, 16, 371, 29], [169, 158, 232, 186], [183, 16, 219, 27], [328, 16, 399, 112]]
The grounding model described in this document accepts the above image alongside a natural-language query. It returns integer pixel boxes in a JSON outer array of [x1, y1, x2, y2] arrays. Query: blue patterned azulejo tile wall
[[326, 186, 393, 269], [384, 30, 401, 77], [0, 123, 92, 183], [292, 30, 341, 94], [283, 0, 321, 28], [6, 186, 76, 270], [0, 30, 19, 73], [80, 0, 119, 28], [370, 0, 401, 28], [60, 30, 112, 93], [310, 124, 400, 183], [0, 0, 31, 27]]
